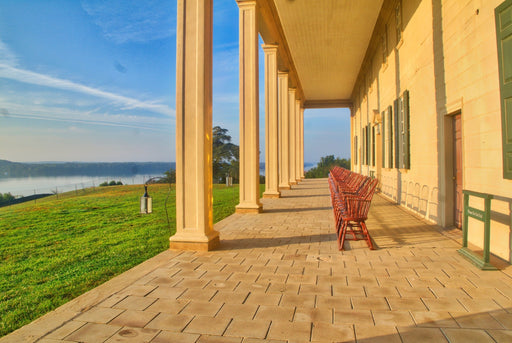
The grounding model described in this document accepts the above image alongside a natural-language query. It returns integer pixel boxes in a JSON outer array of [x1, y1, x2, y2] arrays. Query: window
[[362, 128, 366, 165], [382, 25, 388, 64], [496, 0, 512, 179], [393, 91, 410, 169], [395, 0, 403, 44]]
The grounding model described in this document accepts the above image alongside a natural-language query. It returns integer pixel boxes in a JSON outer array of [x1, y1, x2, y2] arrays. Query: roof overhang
[[257, 0, 384, 108]]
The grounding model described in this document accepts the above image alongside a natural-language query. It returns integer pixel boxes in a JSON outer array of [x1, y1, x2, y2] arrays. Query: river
[[0, 175, 161, 197]]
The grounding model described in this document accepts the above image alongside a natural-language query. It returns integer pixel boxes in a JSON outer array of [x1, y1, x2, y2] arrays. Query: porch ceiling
[[261, 0, 384, 107]]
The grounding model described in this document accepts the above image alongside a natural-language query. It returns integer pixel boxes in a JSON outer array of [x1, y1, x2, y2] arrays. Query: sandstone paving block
[[104, 326, 159, 342], [117, 285, 158, 297], [235, 281, 270, 293], [244, 292, 282, 306], [144, 298, 189, 314], [241, 338, 286, 343], [486, 329, 512, 343], [109, 310, 158, 328], [183, 316, 231, 336], [490, 310, 512, 329], [315, 295, 351, 310], [428, 286, 471, 299], [396, 286, 435, 298], [150, 331, 200, 343], [286, 274, 317, 284], [145, 313, 194, 331], [202, 271, 234, 281], [354, 324, 401, 343], [310, 322, 354, 342], [254, 305, 295, 321], [371, 310, 415, 326], [351, 297, 390, 311], [452, 312, 504, 329], [180, 301, 223, 317], [266, 321, 311, 341], [196, 335, 243, 343], [146, 285, 187, 299], [334, 309, 374, 325], [205, 280, 240, 292], [224, 319, 271, 339], [410, 311, 459, 327], [267, 282, 300, 294], [364, 286, 399, 297], [421, 298, 467, 312], [215, 303, 259, 320], [396, 326, 448, 342], [386, 297, 428, 311], [441, 328, 496, 343], [178, 288, 217, 302], [293, 307, 332, 323], [65, 323, 120, 342], [458, 298, 504, 312], [211, 291, 250, 304], [257, 273, 288, 284], [75, 307, 124, 324], [113, 296, 157, 311], [332, 285, 365, 297], [45, 320, 86, 339], [98, 294, 128, 308], [229, 273, 260, 283], [280, 294, 315, 308], [176, 278, 211, 289]]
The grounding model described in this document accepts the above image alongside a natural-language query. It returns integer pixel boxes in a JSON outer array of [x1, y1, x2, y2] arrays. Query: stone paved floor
[[3, 178, 512, 342]]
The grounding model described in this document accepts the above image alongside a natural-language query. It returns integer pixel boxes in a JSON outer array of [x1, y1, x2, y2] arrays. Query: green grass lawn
[[0, 183, 262, 337]]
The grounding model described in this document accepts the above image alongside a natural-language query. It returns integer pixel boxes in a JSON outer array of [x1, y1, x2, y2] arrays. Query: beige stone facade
[[350, 0, 512, 261]]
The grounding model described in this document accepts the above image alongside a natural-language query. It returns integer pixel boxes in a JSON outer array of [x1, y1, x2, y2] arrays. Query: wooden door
[[453, 114, 462, 228]]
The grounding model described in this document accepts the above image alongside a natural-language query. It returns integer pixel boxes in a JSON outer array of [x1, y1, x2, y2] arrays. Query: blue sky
[[0, 0, 350, 163]]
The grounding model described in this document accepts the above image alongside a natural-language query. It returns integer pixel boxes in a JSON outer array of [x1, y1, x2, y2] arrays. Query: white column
[[278, 72, 291, 190], [235, 0, 262, 213], [170, 0, 219, 251], [262, 44, 281, 198], [295, 99, 301, 182], [288, 88, 297, 185], [300, 106, 305, 179]]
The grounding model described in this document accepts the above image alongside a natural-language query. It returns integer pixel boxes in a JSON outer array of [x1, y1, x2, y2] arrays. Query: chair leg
[[361, 221, 375, 250], [338, 221, 348, 251]]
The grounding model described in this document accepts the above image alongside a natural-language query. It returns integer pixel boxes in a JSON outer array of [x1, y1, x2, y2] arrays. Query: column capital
[[278, 70, 289, 75], [236, 0, 257, 8], [262, 43, 279, 51]]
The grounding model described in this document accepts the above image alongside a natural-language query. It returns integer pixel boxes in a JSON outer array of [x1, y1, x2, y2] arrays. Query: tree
[[305, 155, 351, 178], [212, 126, 239, 183]]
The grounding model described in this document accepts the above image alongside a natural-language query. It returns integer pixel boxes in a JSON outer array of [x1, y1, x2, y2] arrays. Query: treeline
[[0, 160, 174, 178], [306, 155, 350, 178]]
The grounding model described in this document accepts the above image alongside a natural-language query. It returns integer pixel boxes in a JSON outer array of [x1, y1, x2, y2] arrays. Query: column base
[[262, 191, 281, 198], [279, 185, 291, 190], [169, 230, 220, 251], [296, 178, 301, 183], [289, 181, 298, 185], [235, 203, 263, 213]]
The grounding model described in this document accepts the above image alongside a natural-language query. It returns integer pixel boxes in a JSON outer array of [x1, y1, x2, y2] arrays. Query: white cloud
[[81, 0, 175, 44], [0, 63, 174, 116]]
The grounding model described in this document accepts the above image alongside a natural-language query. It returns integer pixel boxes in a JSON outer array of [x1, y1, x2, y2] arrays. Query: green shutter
[[388, 106, 393, 168], [366, 125, 370, 165], [372, 126, 375, 166], [394, 99, 399, 168], [382, 111, 386, 168], [496, 0, 512, 179], [403, 90, 410, 169], [362, 128, 365, 165]]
